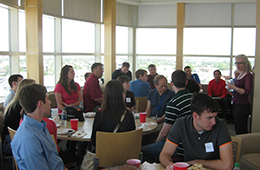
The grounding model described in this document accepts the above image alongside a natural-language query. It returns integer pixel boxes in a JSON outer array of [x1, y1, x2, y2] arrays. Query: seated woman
[[54, 65, 83, 113], [2, 79, 35, 155], [91, 80, 136, 148]]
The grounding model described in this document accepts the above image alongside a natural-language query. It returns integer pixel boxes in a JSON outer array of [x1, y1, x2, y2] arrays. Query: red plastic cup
[[126, 159, 141, 168], [70, 119, 78, 131], [139, 112, 147, 123], [174, 162, 189, 170]]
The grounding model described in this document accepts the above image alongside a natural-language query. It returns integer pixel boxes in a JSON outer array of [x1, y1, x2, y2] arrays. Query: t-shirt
[[130, 79, 151, 97], [125, 91, 135, 109], [208, 79, 227, 98], [112, 68, 132, 80]]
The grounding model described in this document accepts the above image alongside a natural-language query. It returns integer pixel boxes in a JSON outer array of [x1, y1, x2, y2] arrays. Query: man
[[83, 63, 103, 112], [11, 84, 66, 170], [112, 62, 132, 80], [160, 93, 233, 170], [184, 66, 202, 89], [146, 75, 175, 124], [130, 69, 150, 97], [4, 74, 23, 108], [84, 72, 91, 81], [147, 64, 158, 89], [208, 70, 228, 119], [141, 70, 192, 162]]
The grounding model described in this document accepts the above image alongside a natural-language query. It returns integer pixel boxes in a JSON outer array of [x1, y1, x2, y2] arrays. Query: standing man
[[83, 63, 103, 112], [4, 74, 23, 108], [208, 70, 228, 119], [184, 66, 202, 89], [130, 69, 150, 97], [147, 64, 158, 89], [112, 62, 132, 80], [11, 84, 66, 170], [160, 93, 233, 170]]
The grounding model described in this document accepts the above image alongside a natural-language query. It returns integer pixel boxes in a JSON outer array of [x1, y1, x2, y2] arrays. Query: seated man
[[117, 75, 135, 111], [147, 64, 158, 89], [160, 93, 233, 170], [112, 62, 132, 80], [4, 74, 23, 108], [130, 69, 151, 97], [11, 84, 66, 170], [146, 75, 175, 124], [184, 66, 202, 89], [83, 63, 103, 112], [141, 70, 192, 163], [208, 70, 228, 119]]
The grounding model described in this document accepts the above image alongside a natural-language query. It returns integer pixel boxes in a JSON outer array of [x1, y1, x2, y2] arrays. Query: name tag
[[205, 142, 214, 153], [126, 97, 131, 103]]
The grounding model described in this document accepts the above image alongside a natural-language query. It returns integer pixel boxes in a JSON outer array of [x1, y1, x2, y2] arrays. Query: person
[[112, 62, 132, 80], [228, 54, 253, 135], [4, 74, 23, 108], [141, 70, 192, 163], [83, 63, 104, 112], [146, 75, 175, 124], [184, 66, 202, 89], [208, 70, 228, 119], [84, 72, 91, 81], [186, 79, 200, 94], [2, 79, 35, 155], [91, 80, 136, 147], [130, 69, 150, 97], [159, 93, 233, 170], [11, 84, 67, 170], [147, 64, 158, 89], [54, 65, 83, 113], [117, 75, 135, 111]]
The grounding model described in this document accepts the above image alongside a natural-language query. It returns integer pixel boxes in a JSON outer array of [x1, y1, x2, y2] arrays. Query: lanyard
[[235, 71, 244, 86], [156, 92, 165, 117], [9, 89, 15, 95]]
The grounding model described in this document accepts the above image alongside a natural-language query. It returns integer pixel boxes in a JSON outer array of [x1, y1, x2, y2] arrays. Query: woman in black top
[[91, 80, 136, 147]]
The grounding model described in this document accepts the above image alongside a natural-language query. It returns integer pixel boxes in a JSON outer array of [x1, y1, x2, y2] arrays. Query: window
[[19, 55, 26, 78], [19, 10, 26, 52], [43, 15, 55, 52], [116, 26, 128, 54], [0, 55, 10, 98], [0, 6, 9, 51], [44, 55, 55, 91]]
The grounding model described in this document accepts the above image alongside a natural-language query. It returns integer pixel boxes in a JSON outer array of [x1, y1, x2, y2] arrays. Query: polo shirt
[[112, 68, 132, 80], [83, 73, 103, 112], [208, 79, 227, 98], [147, 74, 158, 89], [147, 89, 175, 117], [192, 73, 201, 84], [125, 90, 135, 109], [11, 115, 64, 170], [167, 115, 232, 161], [130, 79, 151, 97]]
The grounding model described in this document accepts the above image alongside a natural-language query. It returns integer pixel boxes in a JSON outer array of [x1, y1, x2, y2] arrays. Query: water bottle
[[61, 108, 67, 126], [233, 162, 240, 170], [79, 102, 84, 111]]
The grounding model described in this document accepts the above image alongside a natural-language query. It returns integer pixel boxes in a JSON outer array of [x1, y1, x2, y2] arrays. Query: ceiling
[[116, 0, 256, 5]]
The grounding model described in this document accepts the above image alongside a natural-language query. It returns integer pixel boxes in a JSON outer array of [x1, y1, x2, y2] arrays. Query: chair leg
[[93, 158, 99, 170], [139, 152, 143, 163]]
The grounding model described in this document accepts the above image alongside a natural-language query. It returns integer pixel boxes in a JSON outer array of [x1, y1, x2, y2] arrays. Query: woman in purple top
[[228, 54, 253, 135]]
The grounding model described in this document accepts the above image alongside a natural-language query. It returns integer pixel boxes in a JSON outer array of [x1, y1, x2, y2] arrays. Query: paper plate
[[57, 129, 75, 135]]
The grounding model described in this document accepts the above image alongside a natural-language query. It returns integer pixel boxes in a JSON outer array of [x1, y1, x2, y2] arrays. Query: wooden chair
[[7, 127, 19, 170], [231, 136, 242, 165], [93, 129, 143, 169], [0, 135, 15, 170], [135, 97, 147, 112]]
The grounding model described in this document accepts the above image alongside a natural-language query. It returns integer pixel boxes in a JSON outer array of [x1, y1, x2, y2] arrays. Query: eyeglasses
[[235, 62, 245, 65]]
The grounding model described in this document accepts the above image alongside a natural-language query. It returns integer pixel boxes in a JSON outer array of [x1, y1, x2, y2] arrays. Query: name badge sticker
[[205, 142, 214, 153], [126, 97, 131, 103]]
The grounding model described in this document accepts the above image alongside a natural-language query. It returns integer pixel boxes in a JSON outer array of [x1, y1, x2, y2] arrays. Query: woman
[[54, 65, 83, 113], [91, 80, 136, 147], [3, 78, 35, 155], [228, 54, 253, 135]]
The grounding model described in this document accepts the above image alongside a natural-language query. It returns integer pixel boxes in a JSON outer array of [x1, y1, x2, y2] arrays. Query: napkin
[[71, 131, 87, 138], [141, 161, 157, 170]]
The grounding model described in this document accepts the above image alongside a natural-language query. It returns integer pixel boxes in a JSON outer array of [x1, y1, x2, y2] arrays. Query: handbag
[[66, 106, 84, 122]]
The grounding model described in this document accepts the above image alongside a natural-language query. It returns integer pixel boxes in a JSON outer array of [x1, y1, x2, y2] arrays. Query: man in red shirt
[[208, 70, 228, 119]]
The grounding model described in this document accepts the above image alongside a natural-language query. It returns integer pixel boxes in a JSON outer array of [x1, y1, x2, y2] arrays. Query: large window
[[43, 15, 55, 52], [19, 10, 26, 52], [0, 6, 9, 51], [116, 26, 128, 54], [0, 55, 10, 98], [19, 55, 26, 78], [44, 55, 55, 91]]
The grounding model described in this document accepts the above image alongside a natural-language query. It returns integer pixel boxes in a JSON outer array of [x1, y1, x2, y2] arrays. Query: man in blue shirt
[[130, 69, 151, 97], [184, 66, 202, 89], [11, 84, 66, 170]]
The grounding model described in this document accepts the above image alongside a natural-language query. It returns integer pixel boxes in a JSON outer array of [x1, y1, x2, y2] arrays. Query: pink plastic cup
[[139, 112, 147, 123], [70, 119, 78, 131], [174, 162, 189, 170], [126, 159, 141, 168]]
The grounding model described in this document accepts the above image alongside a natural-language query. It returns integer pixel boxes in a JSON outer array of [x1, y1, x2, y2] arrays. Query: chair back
[[7, 127, 19, 170], [135, 97, 147, 112], [231, 136, 242, 164], [96, 129, 143, 167]]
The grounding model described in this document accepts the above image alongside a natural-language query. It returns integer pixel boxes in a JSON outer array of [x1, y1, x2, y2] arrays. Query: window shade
[[116, 3, 136, 27], [234, 3, 256, 26], [42, 0, 61, 17]]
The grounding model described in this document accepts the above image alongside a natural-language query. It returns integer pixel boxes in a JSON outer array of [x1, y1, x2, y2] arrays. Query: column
[[176, 3, 185, 70]]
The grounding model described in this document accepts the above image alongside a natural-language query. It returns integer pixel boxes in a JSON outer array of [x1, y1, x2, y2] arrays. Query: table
[[135, 117, 158, 135], [154, 163, 212, 170]]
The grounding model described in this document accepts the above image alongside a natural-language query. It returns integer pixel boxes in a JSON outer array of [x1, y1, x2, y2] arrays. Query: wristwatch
[[235, 87, 238, 91]]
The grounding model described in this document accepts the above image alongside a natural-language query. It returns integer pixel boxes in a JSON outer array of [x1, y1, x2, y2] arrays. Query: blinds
[[1, 0, 17, 6], [138, 5, 177, 27], [234, 3, 256, 26], [64, 0, 100, 23], [42, 0, 61, 17], [116, 3, 137, 26]]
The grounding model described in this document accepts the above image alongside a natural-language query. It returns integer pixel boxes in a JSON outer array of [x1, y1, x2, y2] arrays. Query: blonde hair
[[4, 79, 35, 115], [236, 54, 252, 73]]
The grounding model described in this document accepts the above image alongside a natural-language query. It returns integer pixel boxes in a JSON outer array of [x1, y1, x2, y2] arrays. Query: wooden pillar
[[176, 3, 185, 70], [25, 0, 43, 84], [104, 0, 116, 83], [252, 0, 260, 132]]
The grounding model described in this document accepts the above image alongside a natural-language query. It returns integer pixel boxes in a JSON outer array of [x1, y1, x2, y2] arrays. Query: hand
[[166, 163, 175, 170], [227, 83, 235, 90]]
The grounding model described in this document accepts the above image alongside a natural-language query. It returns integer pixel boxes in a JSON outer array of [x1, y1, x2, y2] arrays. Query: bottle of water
[[233, 162, 240, 170], [79, 102, 84, 111], [61, 108, 67, 126]]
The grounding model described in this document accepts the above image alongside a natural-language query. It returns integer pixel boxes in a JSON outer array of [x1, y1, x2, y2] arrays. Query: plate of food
[[57, 129, 75, 135], [84, 112, 96, 118], [188, 163, 206, 170]]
